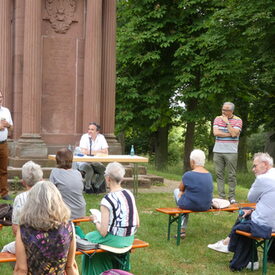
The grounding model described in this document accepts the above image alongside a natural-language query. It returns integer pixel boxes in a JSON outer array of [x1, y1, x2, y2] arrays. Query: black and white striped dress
[[101, 189, 138, 237]]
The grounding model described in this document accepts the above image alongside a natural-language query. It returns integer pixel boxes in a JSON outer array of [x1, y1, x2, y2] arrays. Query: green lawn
[[1, 166, 274, 274]]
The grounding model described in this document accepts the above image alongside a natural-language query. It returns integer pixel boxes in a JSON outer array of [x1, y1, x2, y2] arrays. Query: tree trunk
[[237, 100, 248, 172], [155, 125, 169, 170], [265, 132, 275, 160], [238, 135, 248, 172], [183, 121, 195, 172]]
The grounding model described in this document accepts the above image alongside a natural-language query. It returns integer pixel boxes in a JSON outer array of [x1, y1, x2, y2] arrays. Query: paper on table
[[90, 209, 101, 222]]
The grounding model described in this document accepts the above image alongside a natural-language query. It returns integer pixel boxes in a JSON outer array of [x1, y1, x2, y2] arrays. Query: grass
[[0, 163, 274, 274]]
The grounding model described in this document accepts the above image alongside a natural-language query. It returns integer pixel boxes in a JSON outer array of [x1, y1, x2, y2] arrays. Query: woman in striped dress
[[82, 162, 139, 275]]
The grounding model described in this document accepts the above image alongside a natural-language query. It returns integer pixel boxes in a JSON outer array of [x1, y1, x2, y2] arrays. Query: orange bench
[[236, 230, 275, 275], [156, 203, 256, 245], [0, 239, 149, 263]]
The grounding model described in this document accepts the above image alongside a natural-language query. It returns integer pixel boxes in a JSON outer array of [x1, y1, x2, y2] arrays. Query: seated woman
[[82, 162, 139, 275], [173, 149, 213, 238], [50, 148, 86, 219], [14, 181, 79, 275]]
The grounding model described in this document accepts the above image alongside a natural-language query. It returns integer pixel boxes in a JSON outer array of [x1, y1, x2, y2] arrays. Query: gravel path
[[138, 178, 180, 193]]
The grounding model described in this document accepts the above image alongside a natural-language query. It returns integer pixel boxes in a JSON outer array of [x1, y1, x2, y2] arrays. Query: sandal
[[174, 231, 186, 239]]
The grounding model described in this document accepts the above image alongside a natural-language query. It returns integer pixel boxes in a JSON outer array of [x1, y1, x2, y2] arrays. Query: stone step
[[8, 165, 148, 179], [124, 165, 147, 177], [121, 177, 151, 189], [8, 166, 53, 180], [140, 174, 164, 185]]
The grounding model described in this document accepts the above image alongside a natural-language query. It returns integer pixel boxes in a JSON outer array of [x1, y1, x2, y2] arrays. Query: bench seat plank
[[156, 203, 256, 215], [156, 202, 256, 246], [236, 230, 275, 275], [0, 239, 149, 263]]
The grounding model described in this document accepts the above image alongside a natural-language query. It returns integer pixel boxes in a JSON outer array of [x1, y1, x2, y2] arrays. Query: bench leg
[[167, 214, 183, 245], [262, 239, 269, 275], [176, 214, 183, 246]]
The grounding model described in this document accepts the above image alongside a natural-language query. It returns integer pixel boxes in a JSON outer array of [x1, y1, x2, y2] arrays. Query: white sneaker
[[246, 261, 259, 270], [207, 240, 229, 253]]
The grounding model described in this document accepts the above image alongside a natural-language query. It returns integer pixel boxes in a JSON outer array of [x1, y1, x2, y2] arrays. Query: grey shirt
[[50, 168, 86, 219], [248, 168, 275, 231]]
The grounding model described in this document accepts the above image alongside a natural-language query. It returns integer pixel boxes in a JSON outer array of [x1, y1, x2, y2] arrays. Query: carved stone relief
[[44, 0, 76, 34]]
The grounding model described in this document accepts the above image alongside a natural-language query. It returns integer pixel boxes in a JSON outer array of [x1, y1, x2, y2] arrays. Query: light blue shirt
[[248, 168, 275, 231]]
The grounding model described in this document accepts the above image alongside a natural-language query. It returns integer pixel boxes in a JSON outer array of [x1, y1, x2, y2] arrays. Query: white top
[[79, 133, 108, 153], [0, 106, 13, 141], [101, 189, 138, 237], [12, 191, 29, 224]]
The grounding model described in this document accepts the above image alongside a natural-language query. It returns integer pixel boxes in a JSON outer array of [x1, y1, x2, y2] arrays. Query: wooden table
[[48, 154, 148, 196]]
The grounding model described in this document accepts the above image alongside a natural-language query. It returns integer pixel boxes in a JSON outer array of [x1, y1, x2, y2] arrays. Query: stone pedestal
[[14, 135, 48, 158], [105, 134, 122, 155]]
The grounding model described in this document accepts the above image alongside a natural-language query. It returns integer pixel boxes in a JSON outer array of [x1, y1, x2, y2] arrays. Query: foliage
[[116, 0, 275, 168]]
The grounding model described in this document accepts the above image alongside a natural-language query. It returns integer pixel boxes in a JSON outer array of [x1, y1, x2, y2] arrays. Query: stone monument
[[0, 0, 121, 167]]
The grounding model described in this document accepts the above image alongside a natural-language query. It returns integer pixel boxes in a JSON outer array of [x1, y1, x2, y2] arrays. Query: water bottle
[[130, 145, 135, 156]]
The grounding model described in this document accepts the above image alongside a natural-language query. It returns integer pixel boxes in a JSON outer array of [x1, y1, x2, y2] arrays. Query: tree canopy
[[116, 0, 275, 168]]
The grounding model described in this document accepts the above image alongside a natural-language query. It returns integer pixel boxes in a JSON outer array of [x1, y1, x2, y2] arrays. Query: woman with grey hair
[[14, 181, 79, 275], [82, 162, 139, 275], [173, 149, 213, 238]]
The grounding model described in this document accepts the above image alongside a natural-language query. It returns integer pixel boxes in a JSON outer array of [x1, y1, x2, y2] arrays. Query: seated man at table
[[77, 122, 109, 194]]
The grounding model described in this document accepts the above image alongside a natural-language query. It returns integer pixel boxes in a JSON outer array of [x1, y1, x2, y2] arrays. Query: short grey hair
[[22, 161, 43, 187], [105, 162, 125, 183], [190, 149, 206, 166], [223, 102, 235, 111], [19, 181, 70, 230], [253, 152, 273, 167]]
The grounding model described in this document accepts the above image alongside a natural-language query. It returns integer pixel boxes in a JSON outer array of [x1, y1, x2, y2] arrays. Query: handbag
[[212, 198, 230, 209], [76, 235, 99, 251]]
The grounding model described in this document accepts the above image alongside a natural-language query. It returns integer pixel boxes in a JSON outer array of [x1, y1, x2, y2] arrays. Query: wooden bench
[[0, 238, 149, 263], [236, 230, 275, 275], [156, 203, 256, 245], [72, 216, 92, 226]]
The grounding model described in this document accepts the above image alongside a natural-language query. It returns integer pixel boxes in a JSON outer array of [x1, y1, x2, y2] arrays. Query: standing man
[[0, 91, 13, 200], [213, 102, 242, 204], [78, 122, 109, 193]]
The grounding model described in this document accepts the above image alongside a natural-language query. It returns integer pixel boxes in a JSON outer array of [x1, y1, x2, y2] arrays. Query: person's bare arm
[[218, 115, 240, 137], [93, 205, 109, 237], [65, 227, 79, 275], [12, 224, 18, 236], [213, 127, 232, 137], [92, 148, 108, 155], [14, 228, 28, 275]]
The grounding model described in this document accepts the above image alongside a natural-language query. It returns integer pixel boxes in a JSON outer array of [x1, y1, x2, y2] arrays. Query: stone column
[[15, 0, 47, 159], [12, 0, 25, 140], [101, 0, 121, 154], [0, 0, 13, 108], [82, 0, 102, 131]]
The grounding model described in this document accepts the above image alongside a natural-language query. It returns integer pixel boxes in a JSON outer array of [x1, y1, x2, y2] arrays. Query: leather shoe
[[2, 194, 13, 201]]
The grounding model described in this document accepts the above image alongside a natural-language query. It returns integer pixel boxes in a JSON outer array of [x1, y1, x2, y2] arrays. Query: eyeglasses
[[222, 109, 232, 112], [252, 163, 261, 169]]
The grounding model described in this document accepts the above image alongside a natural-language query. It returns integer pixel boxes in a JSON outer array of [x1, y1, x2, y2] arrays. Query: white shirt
[[79, 133, 108, 154], [12, 191, 29, 224], [0, 106, 13, 141]]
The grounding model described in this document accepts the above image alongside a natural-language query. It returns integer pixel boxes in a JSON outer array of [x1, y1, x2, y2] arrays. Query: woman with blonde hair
[[14, 181, 79, 275]]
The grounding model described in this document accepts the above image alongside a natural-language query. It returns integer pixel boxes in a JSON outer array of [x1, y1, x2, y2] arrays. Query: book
[[89, 209, 101, 223]]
